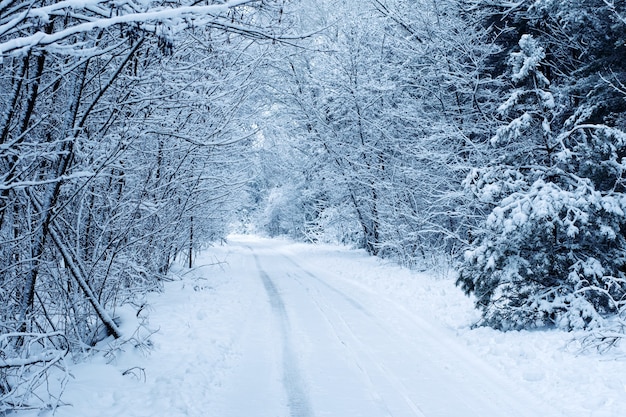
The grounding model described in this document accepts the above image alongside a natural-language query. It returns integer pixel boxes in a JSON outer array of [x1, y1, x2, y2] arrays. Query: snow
[[17, 235, 626, 417], [0, 0, 256, 57]]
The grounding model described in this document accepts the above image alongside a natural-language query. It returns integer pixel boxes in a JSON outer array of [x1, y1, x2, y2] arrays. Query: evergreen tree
[[458, 35, 626, 330]]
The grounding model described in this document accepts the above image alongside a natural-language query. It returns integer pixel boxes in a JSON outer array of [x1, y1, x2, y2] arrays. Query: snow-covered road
[[30, 235, 626, 417], [209, 237, 561, 417]]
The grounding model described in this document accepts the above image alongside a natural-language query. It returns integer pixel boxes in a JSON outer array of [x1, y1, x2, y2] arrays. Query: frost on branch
[[0, 0, 273, 59], [509, 34, 549, 87], [0, 333, 69, 413]]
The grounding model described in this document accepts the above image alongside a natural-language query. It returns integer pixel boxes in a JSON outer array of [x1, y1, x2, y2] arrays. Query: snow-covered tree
[[458, 34, 626, 330], [0, 1, 288, 411]]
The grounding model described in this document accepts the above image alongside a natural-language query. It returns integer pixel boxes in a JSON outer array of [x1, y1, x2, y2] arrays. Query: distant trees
[[254, 0, 499, 265], [0, 0, 286, 411]]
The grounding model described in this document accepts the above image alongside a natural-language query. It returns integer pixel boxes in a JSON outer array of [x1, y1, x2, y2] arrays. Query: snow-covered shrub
[[461, 174, 626, 330], [0, 333, 69, 413], [458, 35, 626, 330]]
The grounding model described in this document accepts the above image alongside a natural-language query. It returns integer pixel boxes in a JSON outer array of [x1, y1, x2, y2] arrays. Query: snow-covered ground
[[20, 235, 626, 416]]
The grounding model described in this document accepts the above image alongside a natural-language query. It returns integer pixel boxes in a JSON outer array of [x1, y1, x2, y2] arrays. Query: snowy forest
[[2, 0, 626, 412]]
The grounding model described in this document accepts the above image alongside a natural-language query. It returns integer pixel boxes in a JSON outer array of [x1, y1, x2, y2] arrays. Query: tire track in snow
[[281, 255, 373, 317], [283, 252, 562, 417], [254, 254, 313, 417], [285, 266, 427, 417]]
